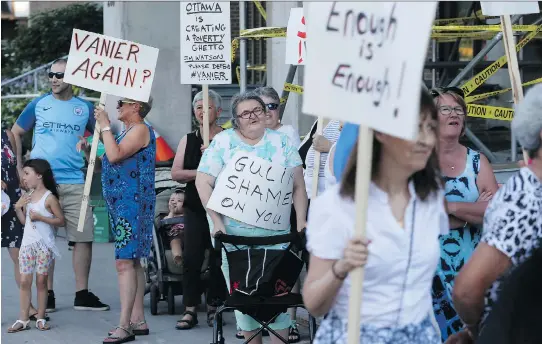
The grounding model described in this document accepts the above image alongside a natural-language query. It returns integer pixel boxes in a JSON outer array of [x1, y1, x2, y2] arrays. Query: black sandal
[[175, 310, 198, 330], [289, 325, 301, 343], [103, 326, 135, 344], [236, 330, 244, 339]]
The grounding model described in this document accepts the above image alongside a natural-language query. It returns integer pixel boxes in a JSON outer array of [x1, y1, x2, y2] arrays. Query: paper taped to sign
[[180, 1, 232, 85], [207, 153, 294, 231], [285, 8, 307, 65], [302, 2, 437, 141], [64, 29, 158, 102], [480, 2, 540, 16]]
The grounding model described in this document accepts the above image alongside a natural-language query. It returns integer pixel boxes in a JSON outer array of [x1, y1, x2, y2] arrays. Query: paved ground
[[1, 239, 310, 344]]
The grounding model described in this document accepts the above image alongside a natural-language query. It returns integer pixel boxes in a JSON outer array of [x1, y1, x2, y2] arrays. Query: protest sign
[[285, 8, 307, 65], [302, 2, 437, 141], [180, 1, 232, 84], [64, 29, 158, 102], [207, 153, 294, 231], [480, 2, 539, 16]]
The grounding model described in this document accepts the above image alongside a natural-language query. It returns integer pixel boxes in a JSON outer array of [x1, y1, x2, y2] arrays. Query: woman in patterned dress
[[196, 91, 308, 344], [92, 97, 156, 344], [429, 88, 498, 341]]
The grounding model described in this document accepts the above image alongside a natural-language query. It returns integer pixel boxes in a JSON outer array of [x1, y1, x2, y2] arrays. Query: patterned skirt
[[314, 311, 441, 344]]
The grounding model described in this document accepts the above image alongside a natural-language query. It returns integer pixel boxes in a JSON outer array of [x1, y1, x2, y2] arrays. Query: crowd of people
[[1, 55, 541, 344]]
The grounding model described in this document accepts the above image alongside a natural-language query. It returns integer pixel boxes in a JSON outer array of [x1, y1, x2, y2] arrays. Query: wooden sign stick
[[202, 84, 210, 146], [77, 93, 107, 232], [500, 15, 529, 163], [347, 126, 374, 344]]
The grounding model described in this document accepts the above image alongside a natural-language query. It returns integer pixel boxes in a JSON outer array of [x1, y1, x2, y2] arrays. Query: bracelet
[[331, 261, 347, 280], [100, 126, 111, 133]]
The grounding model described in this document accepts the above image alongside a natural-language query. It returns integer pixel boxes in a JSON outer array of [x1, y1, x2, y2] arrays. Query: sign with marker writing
[[302, 2, 437, 140], [285, 8, 307, 65], [180, 1, 232, 84], [480, 1, 539, 16], [64, 29, 158, 102], [207, 153, 294, 231]]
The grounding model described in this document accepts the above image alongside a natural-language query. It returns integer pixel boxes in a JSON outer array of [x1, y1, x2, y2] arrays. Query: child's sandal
[[36, 319, 51, 331], [7, 320, 31, 333]]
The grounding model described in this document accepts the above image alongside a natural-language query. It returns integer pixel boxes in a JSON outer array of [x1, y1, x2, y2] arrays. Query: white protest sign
[[302, 2, 437, 141], [207, 153, 294, 231], [285, 8, 307, 65], [180, 2, 232, 84], [64, 29, 158, 102], [480, 2, 540, 16]]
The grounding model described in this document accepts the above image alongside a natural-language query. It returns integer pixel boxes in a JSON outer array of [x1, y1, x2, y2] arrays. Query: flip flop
[[36, 319, 51, 331], [7, 320, 30, 333]]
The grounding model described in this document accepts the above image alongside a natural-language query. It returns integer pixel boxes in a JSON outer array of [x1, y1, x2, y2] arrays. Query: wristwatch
[[100, 126, 111, 133]]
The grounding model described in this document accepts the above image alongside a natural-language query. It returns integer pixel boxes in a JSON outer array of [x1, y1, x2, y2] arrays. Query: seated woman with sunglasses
[[429, 88, 499, 342], [196, 91, 308, 344], [254, 87, 301, 148]]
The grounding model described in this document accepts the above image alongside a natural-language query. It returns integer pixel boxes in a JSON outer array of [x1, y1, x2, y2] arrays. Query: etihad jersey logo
[[73, 106, 84, 116], [41, 121, 81, 134]]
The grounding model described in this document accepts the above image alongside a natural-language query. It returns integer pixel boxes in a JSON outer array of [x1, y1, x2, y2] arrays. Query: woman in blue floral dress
[[92, 97, 156, 344]]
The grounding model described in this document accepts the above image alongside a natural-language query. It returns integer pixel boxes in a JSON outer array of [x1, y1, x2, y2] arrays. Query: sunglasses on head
[[430, 87, 465, 99], [266, 103, 279, 111], [48, 72, 64, 79], [117, 100, 138, 107]]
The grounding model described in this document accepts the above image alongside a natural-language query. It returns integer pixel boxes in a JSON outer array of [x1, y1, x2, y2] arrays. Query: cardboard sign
[[480, 2, 540, 16], [64, 29, 158, 102], [180, 2, 232, 84], [207, 153, 294, 231], [285, 8, 307, 65], [302, 2, 437, 141]]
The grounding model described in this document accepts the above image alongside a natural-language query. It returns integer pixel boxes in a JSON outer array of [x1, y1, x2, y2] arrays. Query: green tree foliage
[[2, 3, 103, 78]]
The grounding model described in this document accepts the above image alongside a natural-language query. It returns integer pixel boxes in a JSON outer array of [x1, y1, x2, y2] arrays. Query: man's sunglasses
[[430, 87, 465, 99], [266, 103, 279, 111], [48, 72, 65, 79], [117, 100, 138, 108]]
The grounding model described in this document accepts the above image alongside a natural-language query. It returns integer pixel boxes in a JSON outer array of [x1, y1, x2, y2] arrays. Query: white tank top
[[20, 190, 60, 258]]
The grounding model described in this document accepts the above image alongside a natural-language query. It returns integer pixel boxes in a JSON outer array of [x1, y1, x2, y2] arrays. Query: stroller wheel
[[167, 284, 175, 315], [150, 284, 159, 315]]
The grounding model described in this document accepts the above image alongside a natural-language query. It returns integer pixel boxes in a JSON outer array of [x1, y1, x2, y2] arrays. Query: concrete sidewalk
[[1, 240, 310, 343]]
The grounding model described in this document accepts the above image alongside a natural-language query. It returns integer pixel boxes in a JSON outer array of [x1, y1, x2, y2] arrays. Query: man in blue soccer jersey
[[12, 58, 109, 312]]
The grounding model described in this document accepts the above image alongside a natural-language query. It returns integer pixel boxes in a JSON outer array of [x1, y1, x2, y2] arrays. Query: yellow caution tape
[[253, 1, 267, 21], [284, 83, 304, 94], [465, 78, 542, 103], [221, 120, 233, 129], [433, 10, 499, 25], [239, 27, 286, 39], [236, 66, 240, 84], [460, 24, 542, 96], [231, 38, 239, 62], [433, 24, 538, 32], [280, 97, 287, 104], [247, 65, 266, 72], [468, 104, 514, 121]]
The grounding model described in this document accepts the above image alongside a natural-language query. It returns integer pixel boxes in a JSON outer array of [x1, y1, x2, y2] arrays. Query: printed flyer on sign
[[180, 1, 232, 84], [207, 153, 294, 231]]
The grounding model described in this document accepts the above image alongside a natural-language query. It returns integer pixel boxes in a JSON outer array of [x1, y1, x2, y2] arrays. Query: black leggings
[[182, 207, 227, 307]]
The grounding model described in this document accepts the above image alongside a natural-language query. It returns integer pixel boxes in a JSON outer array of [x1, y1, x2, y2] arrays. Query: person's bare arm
[[5, 129, 21, 182], [195, 172, 225, 234], [14, 193, 29, 225], [102, 124, 149, 164], [452, 242, 511, 337], [292, 166, 308, 231], [171, 135, 197, 183], [10, 124, 26, 176], [303, 256, 346, 317], [447, 154, 499, 225], [30, 195, 66, 227]]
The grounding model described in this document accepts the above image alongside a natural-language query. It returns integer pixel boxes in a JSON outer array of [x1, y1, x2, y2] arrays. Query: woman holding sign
[[196, 91, 308, 344], [92, 97, 156, 344], [303, 90, 446, 344]]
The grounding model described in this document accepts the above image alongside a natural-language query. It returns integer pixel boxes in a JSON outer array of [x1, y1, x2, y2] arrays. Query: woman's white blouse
[[323, 143, 337, 190], [307, 183, 449, 328], [276, 124, 301, 149]]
